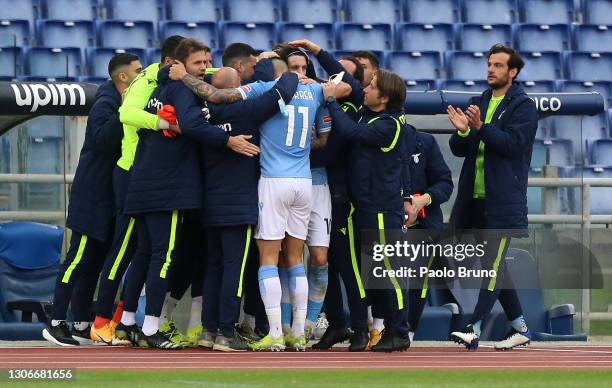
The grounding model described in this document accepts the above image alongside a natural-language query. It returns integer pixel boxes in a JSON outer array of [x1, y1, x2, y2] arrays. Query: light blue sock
[[306, 263, 328, 323], [510, 315, 528, 333], [472, 320, 482, 336], [278, 267, 292, 328], [257, 265, 279, 300]]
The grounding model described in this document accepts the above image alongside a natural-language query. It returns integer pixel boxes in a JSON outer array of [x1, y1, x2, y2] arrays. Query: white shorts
[[255, 177, 312, 241], [306, 184, 332, 247]]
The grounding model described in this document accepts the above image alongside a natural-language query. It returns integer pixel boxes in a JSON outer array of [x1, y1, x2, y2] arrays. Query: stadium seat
[[581, 166, 612, 214], [520, 0, 574, 24], [521, 80, 556, 93], [574, 24, 612, 53], [568, 52, 612, 81], [97, 21, 156, 48], [516, 24, 570, 52], [387, 51, 442, 80], [167, 0, 221, 22], [0, 0, 37, 25], [26, 47, 82, 77], [282, 0, 337, 24], [344, 0, 402, 24], [527, 169, 543, 214], [36, 20, 95, 48], [87, 47, 147, 78], [0, 222, 63, 340], [0, 20, 30, 47], [446, 51, 488, 80], [404, 79, 438, 91], [146, 47, 161, 64], [456, 23, 512, 52], [583, 0, 612, 25], [79, 75, 108, 84], [590, 139, 612, 166], [219, 22, 276, 50], [553, 114, 608, 163], [532, 138, 574, 168], [395, 23, 453, 52], [18, 76, 78, 82], [461, 0, 517, 24], [42, 0, 97, 20], [105, 0, 164, 23], [159, 21, 218, 49], [518, 51, 563, 81], [536, 116, 554, 139], [224, 0, 280, 22], [405, 0, 460, 23], [0, 47, 22, 77], [441, 79, 488, 92], [335, 23, 392, 51], [211, 48, 223, 67], [560, 81, 612, 108], [277, 23, 334, 51]]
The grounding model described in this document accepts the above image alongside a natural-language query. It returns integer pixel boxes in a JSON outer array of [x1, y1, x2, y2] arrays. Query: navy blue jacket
[[449, 83, 538, 231], [403, 126, 453, 230], [124, 67, 230, 214], [201, 72, 299, 226], [327, 102, 410, 215], [66, 81, 123, 242]]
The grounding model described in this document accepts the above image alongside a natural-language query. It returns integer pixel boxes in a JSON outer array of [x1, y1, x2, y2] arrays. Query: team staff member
[[322, 70, 416, 352], [352, 50, 379, 87], [448, 44, 537, 351], [42, 53, 142, 347]]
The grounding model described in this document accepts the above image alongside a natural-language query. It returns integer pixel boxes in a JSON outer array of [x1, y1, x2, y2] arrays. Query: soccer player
[[42, 53, 142, 346], [447, 44, 537, 351], [322, 69, 415, 352]]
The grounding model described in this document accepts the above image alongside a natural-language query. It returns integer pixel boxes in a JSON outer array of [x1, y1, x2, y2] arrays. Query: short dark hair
[[352, 50, 380, 69], [160, 35, 185, 63], [340, 56, 364, 84], [487, 44, 525, 80], [375, 69, 406, 111], [222, 42, 257, 67], [108, 52, 139, 78], [174, 38, 211, 64]]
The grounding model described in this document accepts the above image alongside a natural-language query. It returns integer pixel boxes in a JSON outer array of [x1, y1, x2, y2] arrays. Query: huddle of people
[[42, 35, 538, 353]]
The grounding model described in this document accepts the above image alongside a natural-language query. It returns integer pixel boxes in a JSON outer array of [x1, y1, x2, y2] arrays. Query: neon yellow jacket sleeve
[[119, 63, 160, 130]]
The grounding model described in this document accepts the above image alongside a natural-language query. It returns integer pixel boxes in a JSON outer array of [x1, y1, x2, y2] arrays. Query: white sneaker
[[494, 329, 531, 350], [450, 325, 479, 350], [313, 314, 329, 340]]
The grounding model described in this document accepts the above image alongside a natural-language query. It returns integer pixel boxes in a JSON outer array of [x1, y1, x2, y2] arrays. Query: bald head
[[211, 67, 241, 89]]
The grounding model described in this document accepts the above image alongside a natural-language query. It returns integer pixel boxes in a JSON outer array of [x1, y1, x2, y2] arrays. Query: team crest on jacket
[[412, 153, 421, 163]]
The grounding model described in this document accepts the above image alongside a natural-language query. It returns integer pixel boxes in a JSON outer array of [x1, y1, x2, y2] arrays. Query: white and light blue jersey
[[311, 106, 331, 185], [239, 80, 325, 179]]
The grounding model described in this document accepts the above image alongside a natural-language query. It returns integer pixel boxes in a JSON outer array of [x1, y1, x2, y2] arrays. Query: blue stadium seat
[[211, 48, 223, 67], [521, 0, 574, 24], [335, 23, 392, 51], [219, 22, 276, 50], [583, 0, 612, 25], [98, 21, 156, 48], [0, 20, 30, 46], [446, 51, 488, 80], [442, 79, 488, 91], [456, 23, 512, 52], [42, 0, 97, 20], [167, 0, 221, 22], [532, 138, 574, 168], [395, 23, 453, 52], [590, 139, 612, 165], [87, 47, 147, 78], [26, 47, 82, 77], [536, 116, 554, 139], [224, 0, 280, 22], [574, 24, 612, 53], [277, 23, 334, 51], [518, 51, 563, 81], [159, 21, 218, 49], [527, 169, 542, 214], [521, 80, 556, 92], [79, 75, 108, 84], [560, 81, 612, 107], [18, 76, 78, 82], [0, 47, 22, 77], [105, 0, 164, 23], [568, 52, 612, 81], [582, 166, 612, 214], [344, 0, 402, 24], [36, 20, 95, 48], [0, 0, 37, 25], [405, 0, 459, 23], [553, 114, 608, 163], [282, 0, 337, 24], [404, 79, 438, 91], [461, 0, 517, 24], [387, 51, 442, 80], [516, 24, 570, 52], [147, 47, 161, 64]]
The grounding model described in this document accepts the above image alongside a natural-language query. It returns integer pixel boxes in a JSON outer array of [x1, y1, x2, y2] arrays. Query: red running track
[[1, 345, 612, 370]]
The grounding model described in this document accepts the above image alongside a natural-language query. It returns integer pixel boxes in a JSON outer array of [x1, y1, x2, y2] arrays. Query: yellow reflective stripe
[[236, 225, 252, 297], [342, 101, 359, 113], [420, 254, 435, 299], [380, 117, 401, 153], [61, 235, 88, 284], [487, 237, 508, 291], [377, 213, 404, 310], [348, 203, 366, 299], [160, 210, 179, 279], [108, 217, 136, 280]]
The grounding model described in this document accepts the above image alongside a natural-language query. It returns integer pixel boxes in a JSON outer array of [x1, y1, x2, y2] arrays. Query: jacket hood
[[95, 80, 121, 104]]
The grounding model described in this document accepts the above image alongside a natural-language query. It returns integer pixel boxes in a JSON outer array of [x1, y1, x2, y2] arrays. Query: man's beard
[[488, 75, 509, 89]]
